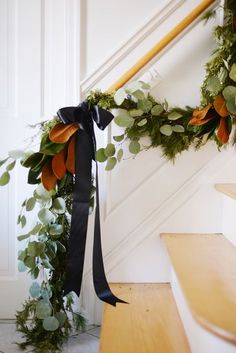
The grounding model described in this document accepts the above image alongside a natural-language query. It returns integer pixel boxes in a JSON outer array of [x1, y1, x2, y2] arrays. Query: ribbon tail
[[92, 164, 128, 306]]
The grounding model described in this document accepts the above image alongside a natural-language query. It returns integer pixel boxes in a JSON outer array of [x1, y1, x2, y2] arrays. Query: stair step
[[161, 233, 236, 344], [215, 183, 236, 200], [100, 283, 191, 353]]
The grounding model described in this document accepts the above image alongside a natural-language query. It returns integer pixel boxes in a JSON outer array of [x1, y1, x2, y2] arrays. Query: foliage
[[0, 3, 235, 353]]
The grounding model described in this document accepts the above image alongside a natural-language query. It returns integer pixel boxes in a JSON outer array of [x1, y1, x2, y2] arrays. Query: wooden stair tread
[[161, 233, 236, 344], [215, 183, 236, 200], [100, 283, 191, 353]]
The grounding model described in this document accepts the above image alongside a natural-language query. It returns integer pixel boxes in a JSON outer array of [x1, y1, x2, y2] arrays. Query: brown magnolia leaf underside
[[49, 122, 79, 144], [41, 160, 57, 191], [52, 148, 67, 180], [213, 95, 229, 118], [217, 118, 229, 144], [66, 134, 76, 175]]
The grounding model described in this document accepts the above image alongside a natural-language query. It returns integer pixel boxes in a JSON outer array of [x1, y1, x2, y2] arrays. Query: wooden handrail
[[107, 0, 216, 93]]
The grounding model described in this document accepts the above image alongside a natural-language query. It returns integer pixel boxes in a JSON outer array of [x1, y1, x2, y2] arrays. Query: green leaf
[[30, 223, 42, 235], [40, 134, 66, 156], [29, 282, 41, 298], [41, 287, 52, 301], [137, 118, 147, 127], [18, 261, 27, 272], [104, 143, 116, 157], [28, 241, 45, 257], [35, 184, 52, 201], [137, 99, 152, 113], [105, 157, 117, 171], [226, 97, 236, 114], [132, 90, 145, 100], [125, 81, 143, 93], [129, 141, 140, 154], [49, 224, 63, 236], [17, 233, 31, 241], [6, 160, 16, 171], [20, 215, 26, 228], [26, 197, 36, 211], [113, 134, 124, 142], [168, 111, 182, 120], [129, 109, 143, 117], [163, 99, 168, 111], [206, 76, 222, 94], [38, 208, 55, 225], [151, 105, 164, 116], [114, 111, 134, 128], [96, 148, 107, 162], [53, 198, 66, 214], [8, 150, 25, 160], [36, 301, 52, 319], [0, 158, 9, 167], [56, 241, 66, 253], [160, 124, 173, 136], [172, 125, 185, 133], [0, 171, 10, 186], [229, 63, 236, 82], [18, 249, 27, 261], [117, 148, 123, 162], [55, 312, 67, 327], [43, 317, 59, 331], [24, 256, 36, 269], [223, 86, 236, 100], [28, 169, 41, 185], [114, 88, 126, 105], [140, 81, 150, 90], [22, 152, 43, 168]]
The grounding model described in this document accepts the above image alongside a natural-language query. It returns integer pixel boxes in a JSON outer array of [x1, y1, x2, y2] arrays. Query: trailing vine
[[0, 2, 235, 353]]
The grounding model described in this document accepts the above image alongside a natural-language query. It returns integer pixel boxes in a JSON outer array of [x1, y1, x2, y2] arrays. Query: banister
[[107, 0, 216, 93]]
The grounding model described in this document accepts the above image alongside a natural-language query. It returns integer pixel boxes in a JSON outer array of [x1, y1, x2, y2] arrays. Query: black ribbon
[[57, 100, 127, 306]]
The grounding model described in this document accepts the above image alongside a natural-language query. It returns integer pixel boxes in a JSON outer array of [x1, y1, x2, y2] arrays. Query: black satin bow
[[57, 100, 127, 306]]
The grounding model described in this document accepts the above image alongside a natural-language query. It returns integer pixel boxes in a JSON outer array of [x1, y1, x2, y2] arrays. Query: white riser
[[222, 196, 236, 246], [170, 269, 236, 353]]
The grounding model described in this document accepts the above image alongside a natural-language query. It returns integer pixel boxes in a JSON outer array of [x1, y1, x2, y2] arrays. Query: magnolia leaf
[[151, 105, 164, 116], [160, 124, 173, 136], [38, 208, 55, 225], [229, 63, 236, 82], [43, 316, 59, 331], [129, 109, 143, 117], [41, 161, 57, 192], [137, 118, 147, 127], [53, 198, 66, 214], [49, 123, 79, 144], [104, 143, 116, 157], [206, 76, 222, 94], [28, 169, 41, 185], [117, 148, 123, 162], [17, 233, 31, 241], [172, 125, 185, 133], [0, 158, 9, 167], [125, 81, 143, 93], [36, 301, 52, 319], [168, 111, 182, 120], [55, 312, 67, 327], [114, 112, 134, 128], [40, 134, 66, 156], [96, 148, 107, 162], [113, 134, 124, 142], [129, 141, 140, 154], [22, 152, 43, 169], [26, 197, 36, 211], [6, 160, 16, 171], [28, 241, 45, 257], [0, 171, 10, 186], [18, 261, 27, 272], [8, 150, 25, 160], [29, 282, 41, 298], [114, 88, 126, 105], [223, 86, 236, 100], [137, 99, 152, 113], [105, 157, 117, 171], [49, 224, 63, 236], [132, 90, 145, 100]]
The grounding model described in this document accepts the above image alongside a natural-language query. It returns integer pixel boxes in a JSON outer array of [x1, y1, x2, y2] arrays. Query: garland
[[0, 3, 235, 353]]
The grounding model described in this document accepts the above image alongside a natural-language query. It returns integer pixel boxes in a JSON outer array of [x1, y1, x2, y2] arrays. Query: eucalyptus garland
[[0, 2, 235, 353]]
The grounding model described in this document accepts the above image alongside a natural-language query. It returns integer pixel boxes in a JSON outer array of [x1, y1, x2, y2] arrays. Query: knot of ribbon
[[57, 100, 127, 306]]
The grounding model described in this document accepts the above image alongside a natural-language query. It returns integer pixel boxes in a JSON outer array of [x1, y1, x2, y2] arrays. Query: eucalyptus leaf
[[49, 224, 63, 236], [36, 301, 52, 319], [43, 316, 59, 331], [28, 241, 45, 257], [6, 160, 16, 171], [0, 171, 10, 186], [226, 97, 236, 114], [132, 90, 145, 100], [114, 112, 134, 128], [172, 125, 185, 133], [229, 63, 236, 82], [104, 143, 116, 157], [168, 111, 182, 120], [125, 81, 142, 93], [137, 99, 152, 113], [0, 158, 9, 167], [24, 256, 36, 269], [20, 215, 26, 228], [29, 282, 41, 298], [55, 312, 67, 327], [53, 198, 66, 214], [137, 118, 147, 127], [41, 287, 52, 301], [151, 105, 164, 116], [223, 85, 236, 100], [117, 148, 123, 162], [96, 148, 107, 162], [18, 249, 27, 261], [8, 150, 25, 160], [36, 184, 52, 201], [38, 208, 55, 224], [206, 76, 222, 94], [113, 134, 124, 142], [18, 261, 27, 272], [17, 233, 31, 241], [105, 157, 117, 171], [30, 223, 42, 235], [129, 141, 140, 154], [160, 124, 173, 136], [26, 197, 36, 211], [114, 88, 126, 105], [129, 109, 143, 117]]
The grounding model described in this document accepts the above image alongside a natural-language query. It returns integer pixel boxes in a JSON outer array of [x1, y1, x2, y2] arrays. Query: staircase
[[99, 184, 236, 353]]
